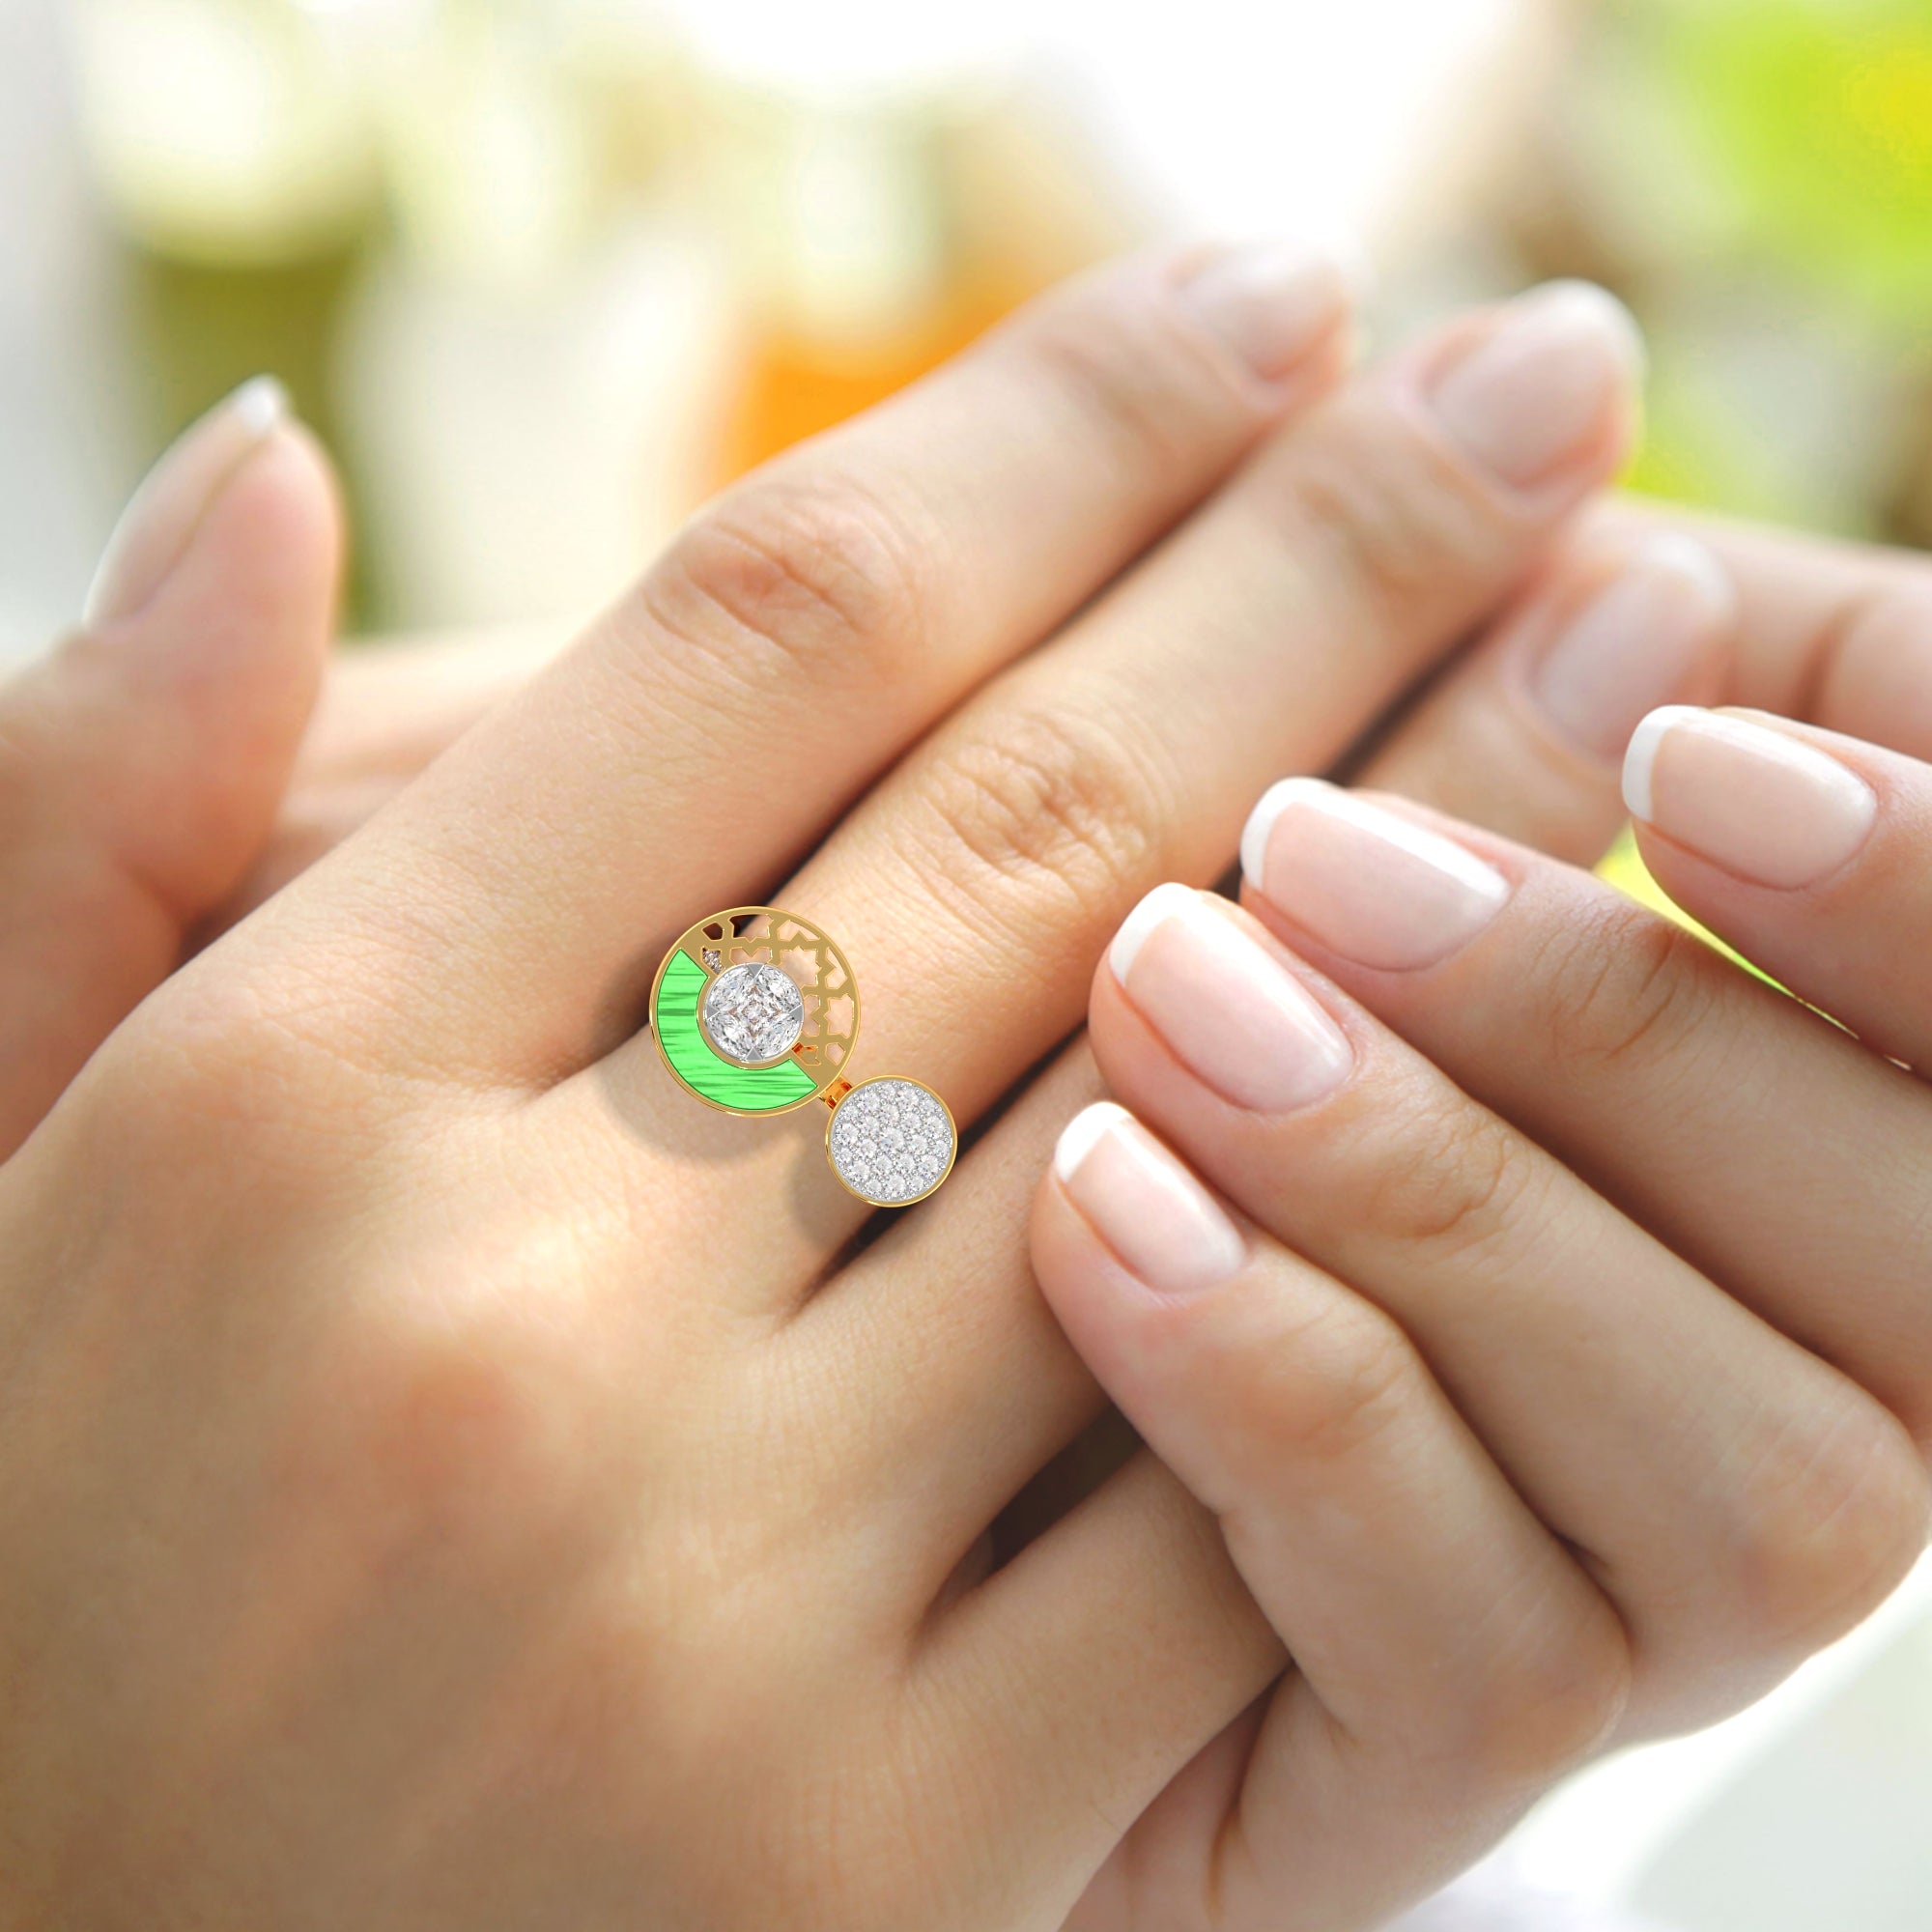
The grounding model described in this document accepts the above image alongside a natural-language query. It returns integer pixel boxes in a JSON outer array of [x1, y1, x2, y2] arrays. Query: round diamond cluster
[[828, 1078, 954, 1206], [701, 961, 805, 1065]]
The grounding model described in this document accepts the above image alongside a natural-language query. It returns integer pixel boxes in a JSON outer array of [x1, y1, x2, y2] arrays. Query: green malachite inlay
[[657, 949, 816, 1111]]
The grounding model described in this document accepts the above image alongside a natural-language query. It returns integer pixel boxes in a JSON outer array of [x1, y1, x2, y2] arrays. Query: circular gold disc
[[649, 908, 858, 1117]]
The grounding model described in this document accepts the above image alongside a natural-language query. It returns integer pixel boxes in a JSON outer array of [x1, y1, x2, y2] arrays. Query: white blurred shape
[[338, 219, 737, 628], [1505, 1550, 1932, 1917], [668, 0, 1548, 257], [74, 0, 382, 261], [376, 2, 598, 283], [668, 0, 1027, 98]]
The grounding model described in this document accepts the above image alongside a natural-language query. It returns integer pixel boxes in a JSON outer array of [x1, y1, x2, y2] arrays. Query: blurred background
[[2, 0, 1929, 1921], [7, 0, 1930, 652]]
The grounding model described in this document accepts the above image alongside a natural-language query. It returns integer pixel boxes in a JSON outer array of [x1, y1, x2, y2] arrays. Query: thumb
[[0, 378, 342, 1155]]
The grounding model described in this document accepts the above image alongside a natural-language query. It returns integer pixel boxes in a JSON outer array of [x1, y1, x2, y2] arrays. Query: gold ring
[[649, 907, 956, 1208]]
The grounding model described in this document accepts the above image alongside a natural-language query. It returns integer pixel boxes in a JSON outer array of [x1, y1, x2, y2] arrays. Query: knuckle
[[1273, 405, 1510, 632], [71, 970, 435, 1307], [91, 979, 321, 1165], [101, 961, 402, 1171], [1533, 901, 1720, 1085], [313, 1289, 600, 1572], [918, 700, 1172, 929], [1346, 1094, 1531, 1265], [1729, 1397, 1932, 1654], [1228, 1293, 1419, 1470], [1817, 574, 1932, 760], [648, 470, 935, 696], [1457, 1589, 1633, 1785], [1018, 303, 1216, 479]]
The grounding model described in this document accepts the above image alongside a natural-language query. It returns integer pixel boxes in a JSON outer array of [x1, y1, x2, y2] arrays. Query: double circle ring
[[649, 907, 956, 1208]]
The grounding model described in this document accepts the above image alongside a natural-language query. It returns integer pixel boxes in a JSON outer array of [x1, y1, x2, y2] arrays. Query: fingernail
[[1622, 707, 1877, 889], [1241, 780, 1510, 970], [1529, 535, 1737, 759], [84, 376, 291, 627], [1173, 239, 1358, 382], [1109, 883, 1352, 1112], [1054, 1101, 1247, 1297], [1425, 281, 1643, 488]]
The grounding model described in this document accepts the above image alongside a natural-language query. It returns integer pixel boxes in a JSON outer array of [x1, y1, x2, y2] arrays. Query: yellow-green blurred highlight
[[1656, 0, 1932, 324], [1597, 827, 1775, 988]]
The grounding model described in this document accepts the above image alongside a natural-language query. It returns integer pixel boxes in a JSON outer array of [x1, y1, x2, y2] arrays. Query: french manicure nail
[[1174, 239, 1357, 382], [1529, 534, 1737, 759], [1623, 707, 1877, 889], [1054, 1101, 1248, 1296], [1241, 780, 1510, 970], [84, 375, 291, 628], [1109, 883, 1353, 1112], [1426, 281, 1643, 488]]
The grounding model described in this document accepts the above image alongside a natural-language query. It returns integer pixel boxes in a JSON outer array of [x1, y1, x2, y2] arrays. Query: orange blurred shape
[[712, 92, 1141, 481], [717, 274, 1039, 479]]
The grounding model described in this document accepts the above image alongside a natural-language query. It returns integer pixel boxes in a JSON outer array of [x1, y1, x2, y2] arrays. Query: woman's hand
[[1033, 709, 1932, 1928], [0, 248, 1658, 1929]]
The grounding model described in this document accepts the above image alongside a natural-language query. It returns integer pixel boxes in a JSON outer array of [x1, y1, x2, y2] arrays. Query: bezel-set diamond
[[826, 1076, 956, 1207], [700, 960, 805, 1066]]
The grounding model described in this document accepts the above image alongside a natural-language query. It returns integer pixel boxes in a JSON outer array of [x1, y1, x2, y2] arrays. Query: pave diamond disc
[[701, 961, 805, 1066], [826, 1076, 956, 1207]]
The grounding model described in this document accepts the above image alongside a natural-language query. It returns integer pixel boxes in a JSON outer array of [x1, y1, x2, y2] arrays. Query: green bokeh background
[[1558, 0, 1932, 936]]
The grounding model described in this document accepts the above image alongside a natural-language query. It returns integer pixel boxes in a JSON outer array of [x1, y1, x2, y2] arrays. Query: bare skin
[[2, 247, 1927, 1927]]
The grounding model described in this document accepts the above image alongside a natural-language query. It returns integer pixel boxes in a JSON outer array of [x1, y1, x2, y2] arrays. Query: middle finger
[[586, 282, 1645, 1304]]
